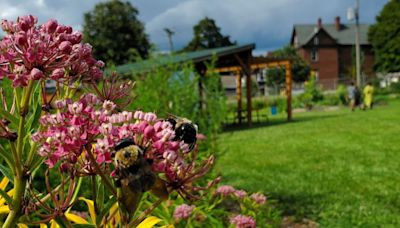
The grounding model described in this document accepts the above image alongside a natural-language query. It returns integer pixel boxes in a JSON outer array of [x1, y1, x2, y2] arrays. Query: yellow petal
[[65, 212, 89, 224], [79, 197, 96, 223], [0, 189, 15, 206], [0, 205, 10, 214], [39, 224, 48, 228], [50, 219, 60, 228], [17, 224, 28, 228], [137, 216, 162, 228], [0, 177, 9, 190], [109, 202, 121, 225]]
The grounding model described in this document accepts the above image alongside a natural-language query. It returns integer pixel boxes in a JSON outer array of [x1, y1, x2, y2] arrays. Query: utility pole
[[164, 28, 175, 53], [355, 0, 362, 87]]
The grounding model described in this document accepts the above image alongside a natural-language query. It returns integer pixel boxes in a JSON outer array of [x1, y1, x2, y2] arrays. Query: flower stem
[[85, 146, 117, 197], [3, 81, 35, 228], [2, 176, 27, 228], [128, 198, 163, 227]]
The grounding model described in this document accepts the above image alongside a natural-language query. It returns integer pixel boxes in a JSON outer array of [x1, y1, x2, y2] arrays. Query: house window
[[314, 37, 319, 45], [311, 48, 318, 62]]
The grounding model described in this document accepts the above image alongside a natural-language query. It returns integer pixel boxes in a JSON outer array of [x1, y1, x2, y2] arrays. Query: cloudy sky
[[0, 0, 389, 54]]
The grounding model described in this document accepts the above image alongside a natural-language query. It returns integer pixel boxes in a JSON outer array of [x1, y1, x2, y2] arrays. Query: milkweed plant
[[0, 15, 218, 227]]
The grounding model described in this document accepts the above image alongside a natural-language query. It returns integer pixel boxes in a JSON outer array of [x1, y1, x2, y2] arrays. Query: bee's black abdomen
[[175, 123, 196, 144]]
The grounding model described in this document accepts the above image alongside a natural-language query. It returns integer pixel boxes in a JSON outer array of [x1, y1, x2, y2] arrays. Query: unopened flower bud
[[15, 32, 27, 46], [144, 125, 155, 138], [51, 68, 64, 80], [58, 41, 72, 54], [45, 19, 58, 33], [30, 68, 44, 80]]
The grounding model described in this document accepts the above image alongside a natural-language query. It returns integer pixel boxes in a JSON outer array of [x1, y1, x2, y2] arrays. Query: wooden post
[[234, 53, 252, 127], [246, 65, 252, 126], [236, 70, 242, 124], [285, 61, 292, 121]]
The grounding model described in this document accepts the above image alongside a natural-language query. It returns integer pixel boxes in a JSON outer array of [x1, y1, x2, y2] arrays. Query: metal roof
[[113, 43, 255, 75], [293, 24, 370, 47]]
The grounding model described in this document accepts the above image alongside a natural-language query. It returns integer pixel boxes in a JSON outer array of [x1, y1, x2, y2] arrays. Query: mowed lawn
[[214, 99, 400, 227]]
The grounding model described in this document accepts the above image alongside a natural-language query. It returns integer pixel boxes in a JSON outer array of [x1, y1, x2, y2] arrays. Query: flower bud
[[50, 68, 64, 80], [30, 68, 44, 80], [15, 32, 27, 46], [58, 41, 72, 54], [144, 125, 155, 138], [45, 19, 58, 33]]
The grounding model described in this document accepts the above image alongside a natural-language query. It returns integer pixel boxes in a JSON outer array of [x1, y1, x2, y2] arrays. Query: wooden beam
[[234, 53, 252, 126], [236, 70, 242, 124]]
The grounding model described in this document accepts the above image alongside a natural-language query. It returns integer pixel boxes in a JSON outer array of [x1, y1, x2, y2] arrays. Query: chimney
[[317, 17, 322, 28], [335, 16, 340, 31]]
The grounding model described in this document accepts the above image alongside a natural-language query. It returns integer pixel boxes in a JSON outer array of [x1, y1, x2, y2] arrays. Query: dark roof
[[113, 43, 255, 75], [292, 24, 370, 47]]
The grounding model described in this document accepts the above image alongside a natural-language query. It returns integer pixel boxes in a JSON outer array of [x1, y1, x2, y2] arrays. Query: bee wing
[[120, 183, 143, 214]]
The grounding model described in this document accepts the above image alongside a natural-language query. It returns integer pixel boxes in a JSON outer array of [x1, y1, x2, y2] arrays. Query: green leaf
[[0, 164, 13, 183], [97, 196, 117, 225], [0, 188, 13, 206], [96, 176, 105, 213], [0, 144, 15, 167], [0, 107, 18, 127]]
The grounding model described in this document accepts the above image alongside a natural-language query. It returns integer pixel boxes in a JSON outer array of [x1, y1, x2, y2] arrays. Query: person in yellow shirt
[[363, 82, 374, 109]]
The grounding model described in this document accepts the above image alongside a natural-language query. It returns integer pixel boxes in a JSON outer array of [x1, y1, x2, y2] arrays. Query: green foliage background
[[368, 0, 400, 72], [83, 0, 151, 65]]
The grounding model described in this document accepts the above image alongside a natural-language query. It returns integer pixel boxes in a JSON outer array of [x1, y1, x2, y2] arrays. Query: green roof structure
[[113, 43, 255, 75]]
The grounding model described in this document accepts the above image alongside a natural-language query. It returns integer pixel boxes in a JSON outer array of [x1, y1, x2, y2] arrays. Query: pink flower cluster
[[229, 215, 256, 228], [33, 93, 203, 182], [0, 15, 103, 87], [173, 204, 195, 220], [250, 193, 267, 205], [215, 185, 248, 199]]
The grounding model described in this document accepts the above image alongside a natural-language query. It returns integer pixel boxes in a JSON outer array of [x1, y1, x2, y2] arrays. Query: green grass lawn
[[215, 99, 400, 227]]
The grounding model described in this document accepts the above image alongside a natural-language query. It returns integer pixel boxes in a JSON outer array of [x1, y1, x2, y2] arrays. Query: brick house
[[290, 17, 375, 89]]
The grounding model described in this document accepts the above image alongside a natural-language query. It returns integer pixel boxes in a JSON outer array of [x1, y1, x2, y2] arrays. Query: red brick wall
[[299, 47, 339, 89]]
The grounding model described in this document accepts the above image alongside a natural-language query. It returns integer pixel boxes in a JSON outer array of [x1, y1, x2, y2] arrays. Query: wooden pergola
[[215, 56, 293, 125], [113, 44, 293, 127]]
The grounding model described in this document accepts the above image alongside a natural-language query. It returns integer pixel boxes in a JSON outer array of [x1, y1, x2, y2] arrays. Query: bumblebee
[[113, 139, 168, 214], [114, 139, 156, 193], [166, 116, 198, 151]]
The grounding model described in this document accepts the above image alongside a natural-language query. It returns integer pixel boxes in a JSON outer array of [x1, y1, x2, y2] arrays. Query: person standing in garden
[[363, 82, 374, 109], [348, 82, 356, 111]]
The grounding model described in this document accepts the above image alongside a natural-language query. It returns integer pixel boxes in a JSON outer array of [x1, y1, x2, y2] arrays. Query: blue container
[[271, 106, 277, 115]]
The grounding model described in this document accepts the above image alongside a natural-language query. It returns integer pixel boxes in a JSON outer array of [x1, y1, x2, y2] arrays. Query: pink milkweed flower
[[144, 125, 155, 139], [250, 193, 267, 205], [234, 189, 247, 199], [144, 112, 157, 122], [229, 215, 256, 228], [216, 185, 236, 196], [173, 204, 195, 220], [59, 41, 72, 54], [30, 68, 44, 80], [44, 19, 58, 33], [102, 100, 116, 115], [68, 102, 83, 115], [134, 110, 145, 120]]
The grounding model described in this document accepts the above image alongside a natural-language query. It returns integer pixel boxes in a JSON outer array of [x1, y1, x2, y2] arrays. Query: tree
[[83, 0, 151, 65], [368, 0, 400, 72], [184, 17, 235, 51], [265, 46, 311, 86]]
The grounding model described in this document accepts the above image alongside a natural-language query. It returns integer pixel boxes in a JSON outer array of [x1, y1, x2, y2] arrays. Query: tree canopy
[[368, 0, 400, 72], [83, 0, 151, 65], [265, 46, 311, 86], [184, 17, 235, 51]]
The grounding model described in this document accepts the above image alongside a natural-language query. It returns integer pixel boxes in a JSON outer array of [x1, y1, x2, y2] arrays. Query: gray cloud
[[0, 0, 388, 54]]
